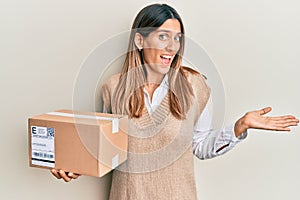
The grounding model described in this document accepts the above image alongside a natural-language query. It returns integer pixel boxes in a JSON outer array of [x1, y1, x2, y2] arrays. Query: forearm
[[193, 125, 247, 160]]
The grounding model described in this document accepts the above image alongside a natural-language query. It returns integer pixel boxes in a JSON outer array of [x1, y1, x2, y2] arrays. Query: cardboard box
[[28, 109, 128, 177]]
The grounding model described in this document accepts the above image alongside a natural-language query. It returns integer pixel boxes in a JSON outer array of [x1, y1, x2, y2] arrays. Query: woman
[[51, 3, 299, 199]]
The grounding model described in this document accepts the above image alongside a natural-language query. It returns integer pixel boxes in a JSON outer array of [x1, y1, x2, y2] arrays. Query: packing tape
[[46, 112, 119, 133], [111, 154, 119, 169]]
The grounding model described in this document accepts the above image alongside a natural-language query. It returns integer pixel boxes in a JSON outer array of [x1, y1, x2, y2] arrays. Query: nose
[[166, 39, 179, 53]]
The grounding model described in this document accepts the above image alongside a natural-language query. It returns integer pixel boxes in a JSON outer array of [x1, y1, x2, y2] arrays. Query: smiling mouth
[[160, 55, 173, 65]]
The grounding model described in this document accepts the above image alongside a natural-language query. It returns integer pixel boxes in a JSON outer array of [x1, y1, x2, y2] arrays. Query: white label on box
[[31, 126, 55, 168]]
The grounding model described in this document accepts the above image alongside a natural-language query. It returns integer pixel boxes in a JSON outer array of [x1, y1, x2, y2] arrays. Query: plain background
[[1, 0, 299, 199]]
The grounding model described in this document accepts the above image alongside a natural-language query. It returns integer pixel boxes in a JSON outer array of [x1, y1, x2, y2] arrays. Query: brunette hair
[[112, 3, 198, 119]]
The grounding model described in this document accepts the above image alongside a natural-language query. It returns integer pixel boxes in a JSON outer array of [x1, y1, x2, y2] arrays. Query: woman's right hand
[[50, 169, 81, 182]]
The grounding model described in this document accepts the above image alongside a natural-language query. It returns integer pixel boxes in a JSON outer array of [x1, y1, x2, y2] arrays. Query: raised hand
[[234, 107, 299, 137]]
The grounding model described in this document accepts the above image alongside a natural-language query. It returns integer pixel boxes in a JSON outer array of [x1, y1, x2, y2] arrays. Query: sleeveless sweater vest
[[102, 70, 210, 200]]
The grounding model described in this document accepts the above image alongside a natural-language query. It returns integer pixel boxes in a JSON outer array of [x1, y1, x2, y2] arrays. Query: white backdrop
[[1, 0, 299, 199]]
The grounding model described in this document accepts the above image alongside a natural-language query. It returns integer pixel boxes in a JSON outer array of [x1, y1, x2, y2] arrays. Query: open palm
[[234, 107, 299, 137]]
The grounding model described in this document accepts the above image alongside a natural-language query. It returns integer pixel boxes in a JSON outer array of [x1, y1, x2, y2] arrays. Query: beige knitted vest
[[102, 70, 210, 200]]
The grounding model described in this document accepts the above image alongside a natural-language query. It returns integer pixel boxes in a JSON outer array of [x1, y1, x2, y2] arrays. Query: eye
[[174, 34, 182, 42], [159, 34, 169, 41]]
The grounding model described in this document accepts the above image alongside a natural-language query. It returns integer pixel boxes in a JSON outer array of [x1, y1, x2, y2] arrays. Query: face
[[136, 19, 182, 82]]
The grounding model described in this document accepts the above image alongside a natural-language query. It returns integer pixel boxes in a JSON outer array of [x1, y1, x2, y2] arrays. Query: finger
[[269, 120, 298, 130], [271, 118, 299, 126], [280, 121, 299, 128], [260, 107, 272, 115], [67, 172, 81, 179], [275, 127, 291, 131], [273, 128, 291, 132], [264, 122, 291, 131], [269, 115, 298, 121], [270, 119, 299, 124], [50, 169, 62, 179], [58, 170, 72, 182]]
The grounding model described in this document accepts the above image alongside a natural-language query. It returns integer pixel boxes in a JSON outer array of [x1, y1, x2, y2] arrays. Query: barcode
[[47, 128, 54, 137], [33, 152, 54, 159]]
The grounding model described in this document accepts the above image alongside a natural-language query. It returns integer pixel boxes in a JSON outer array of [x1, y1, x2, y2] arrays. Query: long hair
[[112, 3, 198, 119]]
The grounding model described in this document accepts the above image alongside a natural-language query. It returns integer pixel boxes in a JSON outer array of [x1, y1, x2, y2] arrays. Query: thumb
[[259, 107, 272, 115]]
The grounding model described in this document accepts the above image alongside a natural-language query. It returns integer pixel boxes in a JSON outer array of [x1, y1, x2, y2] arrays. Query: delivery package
[[28, 109, 128, 177]]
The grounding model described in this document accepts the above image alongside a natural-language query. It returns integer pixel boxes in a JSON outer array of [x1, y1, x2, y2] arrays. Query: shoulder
[[181, 66, 210, 99], [102, 73, 121, 85], [101, 73, 121, 100], [181, 66, 210, 116], [101, 73, 121, 113], [180, 66, 207, 84], [101, 73, 121, 91]]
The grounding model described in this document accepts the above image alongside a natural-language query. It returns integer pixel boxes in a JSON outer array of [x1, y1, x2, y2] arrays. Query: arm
[[193, 100, 247, 160], [193, 103, 299, 160]]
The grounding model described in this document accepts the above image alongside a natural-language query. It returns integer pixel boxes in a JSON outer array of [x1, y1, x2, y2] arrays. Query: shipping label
[[31, 126, 55, 168]]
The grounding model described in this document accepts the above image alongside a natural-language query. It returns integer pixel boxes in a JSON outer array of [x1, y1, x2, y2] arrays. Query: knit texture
[[102, 70, 210, 200]]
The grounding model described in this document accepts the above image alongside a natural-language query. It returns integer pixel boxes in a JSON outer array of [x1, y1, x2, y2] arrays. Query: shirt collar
[[161, 74, 169, 88]]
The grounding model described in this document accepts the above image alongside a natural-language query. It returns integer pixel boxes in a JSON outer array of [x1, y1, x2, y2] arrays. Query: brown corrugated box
[[28, 109, 128, 177]]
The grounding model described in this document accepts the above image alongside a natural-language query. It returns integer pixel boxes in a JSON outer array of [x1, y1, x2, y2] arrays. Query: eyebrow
[[156, 29, 182, 35]]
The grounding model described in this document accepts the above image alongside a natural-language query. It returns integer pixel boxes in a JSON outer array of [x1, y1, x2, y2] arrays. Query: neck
[[144, 82, 160, 102], [146, 75, 164, 85], [144, 66, 166, 85], [144, 71, 166, 102]]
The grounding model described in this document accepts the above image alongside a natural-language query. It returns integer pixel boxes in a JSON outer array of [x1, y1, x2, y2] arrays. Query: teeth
[[161, 55, 172, 59]]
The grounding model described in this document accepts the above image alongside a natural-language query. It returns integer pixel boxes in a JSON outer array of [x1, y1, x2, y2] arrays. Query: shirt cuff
[[225, 124, 248, 142]]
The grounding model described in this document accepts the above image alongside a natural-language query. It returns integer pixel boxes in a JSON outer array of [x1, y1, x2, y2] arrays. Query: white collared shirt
[[143, 75, 247, 160]]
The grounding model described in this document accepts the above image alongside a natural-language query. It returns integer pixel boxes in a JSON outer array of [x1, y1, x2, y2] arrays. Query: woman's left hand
[[234, 107, 299, 137]]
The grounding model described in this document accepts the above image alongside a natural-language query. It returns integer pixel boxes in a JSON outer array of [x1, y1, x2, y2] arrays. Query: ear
[[134, 33, 144, 50]]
